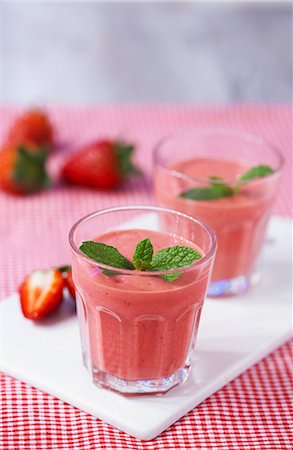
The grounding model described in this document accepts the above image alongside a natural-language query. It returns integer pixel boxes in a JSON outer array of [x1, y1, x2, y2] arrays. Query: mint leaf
[[160, 272, 183, 282], [133, 238, 153, 270], [150, 246, 202, 282], [79, 241, 134, 270], [180, 182, 234, 201], [179, 164, 274, 201], [151, 246, 202, 270], [239, 164, 274, 181]]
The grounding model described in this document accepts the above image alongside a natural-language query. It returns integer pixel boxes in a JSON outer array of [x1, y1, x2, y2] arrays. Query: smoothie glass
[[154, 129, 283, 297], [69, 206, 216, 395]]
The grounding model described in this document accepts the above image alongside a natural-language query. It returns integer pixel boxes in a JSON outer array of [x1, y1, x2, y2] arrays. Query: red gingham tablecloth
[[0, 105, 292, 449]]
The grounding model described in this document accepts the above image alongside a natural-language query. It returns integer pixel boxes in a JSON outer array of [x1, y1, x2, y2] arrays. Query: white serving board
[[1, 216, 292, 441]]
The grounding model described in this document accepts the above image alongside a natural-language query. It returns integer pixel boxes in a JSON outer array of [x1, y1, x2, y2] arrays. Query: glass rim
[[69, 205, 217, 276], [153, 128, 284, 185]]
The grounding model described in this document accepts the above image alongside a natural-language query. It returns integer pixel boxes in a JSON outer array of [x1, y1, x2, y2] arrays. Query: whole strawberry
[[6, 108, 54, 149], [62, 140, 140, 189], [0, 143, 50, 195]]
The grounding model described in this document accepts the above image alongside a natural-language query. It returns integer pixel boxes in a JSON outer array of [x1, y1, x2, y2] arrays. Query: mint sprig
[[79, 238, 201, 282], [133, 238, 153, 270], [79, 241, 134, 270], [179, 164, 274, 201], [180, 179, 234, 201], [238, 164, 274, 181]]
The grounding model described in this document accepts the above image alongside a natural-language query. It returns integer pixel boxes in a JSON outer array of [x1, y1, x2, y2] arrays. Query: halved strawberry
[[19, 269, 64, 320]]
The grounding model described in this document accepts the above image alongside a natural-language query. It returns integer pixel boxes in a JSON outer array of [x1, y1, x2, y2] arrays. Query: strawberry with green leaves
[[0, 143, 50, 195], [62, 140, 140, 189]]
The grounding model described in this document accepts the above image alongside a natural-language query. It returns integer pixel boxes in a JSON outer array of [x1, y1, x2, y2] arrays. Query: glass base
[[208, 273, 260, 298], [91, 364, 191, 396]]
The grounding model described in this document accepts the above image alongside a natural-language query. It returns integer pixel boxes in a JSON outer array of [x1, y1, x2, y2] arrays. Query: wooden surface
[[1, 3, 292, 104]]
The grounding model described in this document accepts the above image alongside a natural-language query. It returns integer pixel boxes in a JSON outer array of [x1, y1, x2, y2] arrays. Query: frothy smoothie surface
[[172, 157, 250, 182], [98, 228, 199, 257]]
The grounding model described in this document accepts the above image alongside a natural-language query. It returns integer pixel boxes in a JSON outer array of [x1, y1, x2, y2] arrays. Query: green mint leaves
[[150, 246, 201, 270], [150, 246, 202, 281], [133, 238, 153, 270], [132, 239, 201, 281], [179, 164, 274, 201], [180, 177, 234, 201], [79, 241, 134, 270], [238, 164, 274, 181], [79, 238, 201, 282], [134, 241, 202, 282]]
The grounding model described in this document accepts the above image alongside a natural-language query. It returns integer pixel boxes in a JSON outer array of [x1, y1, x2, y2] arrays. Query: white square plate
[[1, 216, 292, 440]]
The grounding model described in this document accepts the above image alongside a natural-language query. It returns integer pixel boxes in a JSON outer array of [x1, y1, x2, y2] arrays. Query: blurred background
[[1, 2, 292, 105]]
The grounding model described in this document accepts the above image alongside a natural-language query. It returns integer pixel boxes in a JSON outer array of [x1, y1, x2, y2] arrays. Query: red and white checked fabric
[[0, 105, 292, 449]]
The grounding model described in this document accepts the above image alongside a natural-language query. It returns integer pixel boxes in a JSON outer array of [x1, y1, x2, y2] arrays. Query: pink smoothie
[[155, 157, 279, 281], [72, 229, 211, 381]]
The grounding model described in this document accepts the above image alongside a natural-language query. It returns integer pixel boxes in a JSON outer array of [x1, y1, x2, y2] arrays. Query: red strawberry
[[62, 140, 139, 189], [6, 109, 54, 149], [0, 143, 50, 195], [58, 265, 76, 300], [65, 268, 76, 300], [19, 269, 65, 320]]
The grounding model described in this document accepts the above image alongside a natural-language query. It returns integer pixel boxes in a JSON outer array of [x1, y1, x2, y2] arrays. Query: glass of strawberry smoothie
[[69, 206, 216, 395], [154, 129, 283, 297]]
